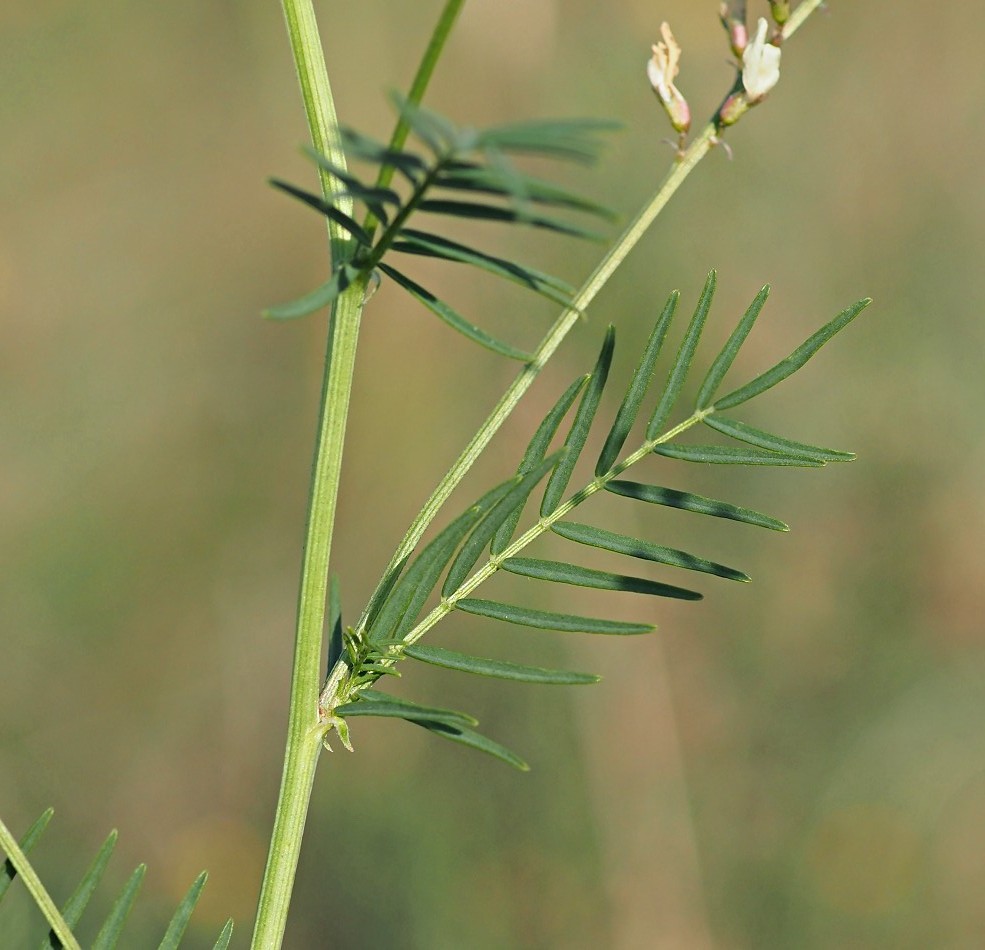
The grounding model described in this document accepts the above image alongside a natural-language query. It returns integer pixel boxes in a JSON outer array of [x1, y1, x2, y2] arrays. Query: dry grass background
[[3, 1, 985, 947]]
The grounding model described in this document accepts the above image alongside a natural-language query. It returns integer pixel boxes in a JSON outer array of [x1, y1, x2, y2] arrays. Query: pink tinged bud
[[717, 92, 749, 127], [741, 18, 781, 101], [718, 2, 748, 57], [647, 23, 691, 134]]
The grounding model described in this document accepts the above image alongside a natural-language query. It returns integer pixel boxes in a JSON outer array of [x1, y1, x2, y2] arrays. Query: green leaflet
[[91, 865, 146, 950], [491, 376, 587, 556], [696, 284, 770, 408], [268, 178, 373, 246], [456, 597, 654, 635], [541, 326, 616, 516], [414, 721, 530, 771], [442, 453, 562, 596], [502, 557, 702, 600], [263, 265, 356, 321], [378, 263, 533, 361], [211, 920, 235, 950], [473, 118, 620, 164], [368, 480, 515, 644], [392, 228, 574, 305], [552, 520, 749, 582], [646, 270, 716, 439], [389, 91, 459, 154], [0, 808, 52, 902], [417, 199, 605, 241], [326, 573, 343, 674], [335, 693, 478, 729], [653, 444, 825, 466], [157, 871, 207, 950], [703, 414, 854, 462], [339, 127, 427, 182], [433, 165, 616, 219], [605, 480, 788, 531], [404, 644, 599, 684], [41, 831, 117, 950], [596, 291, 678, 475], [712, 297, 871, 410], [362, 555, 410, 634]]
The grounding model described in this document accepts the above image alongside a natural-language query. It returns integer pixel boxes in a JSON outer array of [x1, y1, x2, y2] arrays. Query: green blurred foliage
[[3, 1, 984, 947]]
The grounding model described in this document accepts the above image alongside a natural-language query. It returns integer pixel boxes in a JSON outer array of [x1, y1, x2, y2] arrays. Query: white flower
[[647, 22, 690, 133], [741, 17, 781, 100]]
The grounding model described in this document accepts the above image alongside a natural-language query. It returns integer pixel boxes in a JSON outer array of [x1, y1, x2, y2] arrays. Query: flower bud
[[647, 22, 691, 134], [717, 92, 749, 127], [768, 0, 791, 26], [718, 2, 748, 58]]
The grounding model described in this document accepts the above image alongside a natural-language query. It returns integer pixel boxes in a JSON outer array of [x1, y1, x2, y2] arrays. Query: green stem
[[352, 0, 825, 641], [0, 815, 80, 950], [252, 3, 465, 947], [251, 2, 358, 947]]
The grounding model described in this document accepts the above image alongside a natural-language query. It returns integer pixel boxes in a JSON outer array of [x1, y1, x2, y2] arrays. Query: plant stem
[[251, 2, 357, 947], [0, 815, 80, 950], [253, 3, 466, 947], [353, 0, 827, 639]]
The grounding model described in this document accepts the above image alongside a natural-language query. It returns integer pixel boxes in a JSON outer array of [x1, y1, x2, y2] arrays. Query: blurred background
[[3, 1, 984, 947]]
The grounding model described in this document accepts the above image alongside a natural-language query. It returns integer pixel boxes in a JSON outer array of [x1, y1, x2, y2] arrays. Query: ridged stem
[[252, 2, 466, 947], [250, 1, 356, 946]]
